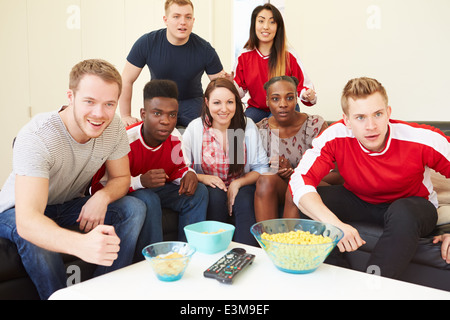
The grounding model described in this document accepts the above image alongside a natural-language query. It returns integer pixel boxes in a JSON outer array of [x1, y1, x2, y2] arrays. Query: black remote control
[[204, 248, 255, 284]]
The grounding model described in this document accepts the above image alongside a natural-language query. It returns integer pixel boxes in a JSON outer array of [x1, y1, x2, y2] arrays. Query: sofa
[[1, 121, 449, 299]]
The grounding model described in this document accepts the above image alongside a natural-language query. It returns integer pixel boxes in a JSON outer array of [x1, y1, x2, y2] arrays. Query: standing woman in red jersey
[[233, 3, 317, 123]]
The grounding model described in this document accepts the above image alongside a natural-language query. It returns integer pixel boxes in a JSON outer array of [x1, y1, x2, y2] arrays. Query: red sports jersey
[[233, 48, 315, 112], [289, 120, 450, 208], [91, 122, 189, 194]]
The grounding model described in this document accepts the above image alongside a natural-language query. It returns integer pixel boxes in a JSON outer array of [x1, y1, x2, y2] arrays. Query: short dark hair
[[264, 76, 299, 93], [143, 79, 179, 102]]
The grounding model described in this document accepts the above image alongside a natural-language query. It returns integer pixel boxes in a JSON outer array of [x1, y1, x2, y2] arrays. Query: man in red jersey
[[289, 77, 450, 278], [92, 80, 207, 261]]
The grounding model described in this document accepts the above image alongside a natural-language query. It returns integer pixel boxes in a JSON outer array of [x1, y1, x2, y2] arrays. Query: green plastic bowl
[[184, 221, 235, 254]]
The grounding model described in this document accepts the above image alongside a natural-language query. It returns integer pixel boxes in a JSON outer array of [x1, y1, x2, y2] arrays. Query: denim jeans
[[130, 183, 208, 261], [206, 185, 258, 247], [178, 97, 203, 128], [0, 196, 146, 300], [244, 107, 271, 124]]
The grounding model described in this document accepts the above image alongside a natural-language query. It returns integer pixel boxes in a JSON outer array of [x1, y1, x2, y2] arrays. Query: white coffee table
[[49, 242, 450, 300]]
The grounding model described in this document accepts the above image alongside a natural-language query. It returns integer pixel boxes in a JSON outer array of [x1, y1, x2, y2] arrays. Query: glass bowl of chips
[[142, 242, 196, 282], [184, 221, 235, 254], [251, 219, 343, 274]]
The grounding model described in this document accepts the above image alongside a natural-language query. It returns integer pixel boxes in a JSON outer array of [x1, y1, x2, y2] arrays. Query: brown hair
[[245, 3, 289, 80], [165, 0, 194, 14], [201, 78, 247, 176], [341, 77, 388, 115], [69, 59, 122, 96]]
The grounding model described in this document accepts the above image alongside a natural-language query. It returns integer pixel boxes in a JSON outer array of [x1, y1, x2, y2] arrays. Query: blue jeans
[[178, 97, 203, 127], [245, 107, 271, 124], [206, 185, 258, 247], [0, 196, 146, 300], [130, 183, 208, 261]]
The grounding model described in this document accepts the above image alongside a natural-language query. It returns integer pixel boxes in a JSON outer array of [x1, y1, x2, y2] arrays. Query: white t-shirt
[[0, 109, 130, 213]]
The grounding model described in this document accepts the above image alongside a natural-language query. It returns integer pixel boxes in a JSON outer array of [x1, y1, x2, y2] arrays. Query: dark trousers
[[178, 97, 203, 128], [316, 186, 438, 279], [206, 185, 258, 247]]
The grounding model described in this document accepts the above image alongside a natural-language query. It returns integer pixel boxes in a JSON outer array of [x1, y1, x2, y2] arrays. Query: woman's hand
[[227, 180, 242, 216], [198, 174, 228, 192], [302, 88, 316, 103], [121, 115, 140, 127], [277, 156, 294, 180]]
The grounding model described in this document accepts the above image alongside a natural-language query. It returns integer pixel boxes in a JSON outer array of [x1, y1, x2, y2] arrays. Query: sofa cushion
[[431, 170, 450, 225], [438, 206, 450, 226], [162, 208, 179, 241], [0, 238, 27, 282]]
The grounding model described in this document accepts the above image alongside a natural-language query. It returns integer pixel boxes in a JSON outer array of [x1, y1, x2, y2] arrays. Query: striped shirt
[[289, 120, 450, 208], [0, 109, 130, 213]]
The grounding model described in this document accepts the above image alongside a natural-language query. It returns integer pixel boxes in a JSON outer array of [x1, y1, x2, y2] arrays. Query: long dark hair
[[201, 78, 247, 176], [244, 3, 289, 80]]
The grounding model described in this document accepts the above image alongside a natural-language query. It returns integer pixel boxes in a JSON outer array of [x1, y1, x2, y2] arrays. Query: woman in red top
[[234, 3, 317, 123]]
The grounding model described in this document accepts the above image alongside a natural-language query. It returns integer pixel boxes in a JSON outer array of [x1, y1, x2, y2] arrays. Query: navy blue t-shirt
[[127, 28, 223, 101]]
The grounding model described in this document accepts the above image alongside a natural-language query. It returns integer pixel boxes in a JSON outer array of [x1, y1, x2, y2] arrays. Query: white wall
[[0, 0, 232, 185], [1, 0, 449, 185], [285, 0, 450, 121]]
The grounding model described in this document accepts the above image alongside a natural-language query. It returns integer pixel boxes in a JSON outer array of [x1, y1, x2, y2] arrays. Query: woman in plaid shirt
[[182, 78, 269, 246]]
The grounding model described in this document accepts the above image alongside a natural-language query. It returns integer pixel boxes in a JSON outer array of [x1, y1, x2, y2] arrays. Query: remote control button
[[231, 248, 246, 255]]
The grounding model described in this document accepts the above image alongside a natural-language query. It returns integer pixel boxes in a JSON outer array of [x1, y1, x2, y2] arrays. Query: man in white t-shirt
[[0, 59, 146, 300]]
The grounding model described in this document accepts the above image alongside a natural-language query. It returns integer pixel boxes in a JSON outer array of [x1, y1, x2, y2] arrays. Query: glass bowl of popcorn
[[251, 219, 343, 274], [142, 242, 196, 282]]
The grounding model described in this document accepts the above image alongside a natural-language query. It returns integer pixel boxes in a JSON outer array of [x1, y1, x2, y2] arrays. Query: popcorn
[[261, 230, 332, 245], [259, 230, 334, 272]]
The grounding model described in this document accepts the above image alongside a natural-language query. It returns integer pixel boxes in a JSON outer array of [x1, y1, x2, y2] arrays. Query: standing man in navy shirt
[[120, 0, 231, 127]]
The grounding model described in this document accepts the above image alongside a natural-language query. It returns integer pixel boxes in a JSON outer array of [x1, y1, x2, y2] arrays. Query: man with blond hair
[[0, 59, 146, 299], [289, 77, 450, 279], [120, 0, 230, 127]]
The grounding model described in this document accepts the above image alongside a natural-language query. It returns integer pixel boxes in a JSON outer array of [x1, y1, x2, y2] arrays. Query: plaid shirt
[[201, 126, 246, 187]]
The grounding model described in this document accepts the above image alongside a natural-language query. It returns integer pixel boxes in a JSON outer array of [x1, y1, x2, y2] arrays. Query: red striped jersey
[[91, 122, 189, 194], [233, 48, 315, 112], [289, 119, 450, 208]]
